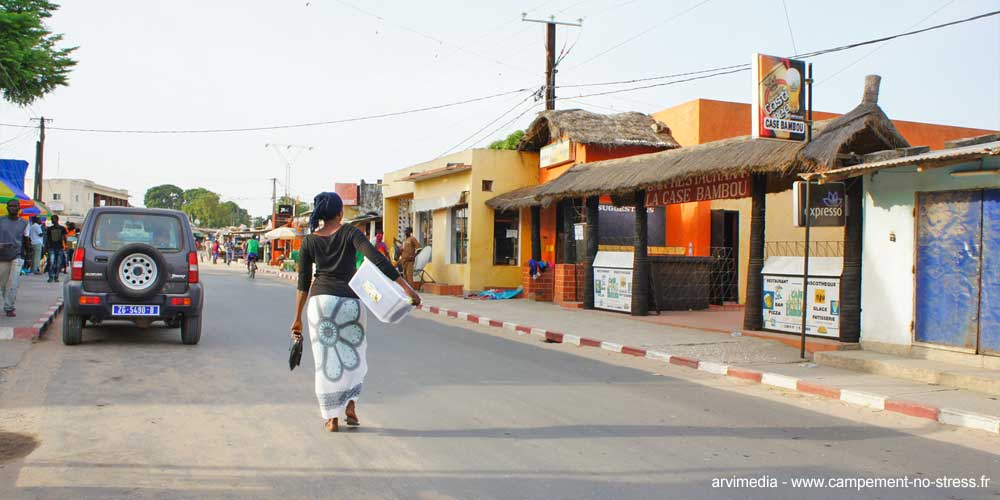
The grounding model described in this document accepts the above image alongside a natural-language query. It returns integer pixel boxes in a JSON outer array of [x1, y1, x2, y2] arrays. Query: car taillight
[[71, 249, 85, 281], [188, 252, 199, 283], [79, 296, 101, 305]]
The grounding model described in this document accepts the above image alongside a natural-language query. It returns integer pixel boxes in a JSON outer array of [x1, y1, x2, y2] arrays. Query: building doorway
[[915, 189, 1000, 355], [710, 209, 740, 304]]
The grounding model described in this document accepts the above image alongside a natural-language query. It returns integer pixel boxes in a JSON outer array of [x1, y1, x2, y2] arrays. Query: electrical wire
[[559, 9, 999, 90], [781, 0, 798, 56], [0, 88, 535, 134], [439, 87, 544, 156], [566, 0, 715, 69]]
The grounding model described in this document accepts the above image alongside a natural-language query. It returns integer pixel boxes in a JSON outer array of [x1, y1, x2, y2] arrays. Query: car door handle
[[95, 256, 109, 263]]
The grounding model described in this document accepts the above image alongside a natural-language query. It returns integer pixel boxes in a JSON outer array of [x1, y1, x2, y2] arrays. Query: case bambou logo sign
[[752, 53, 807, 141]]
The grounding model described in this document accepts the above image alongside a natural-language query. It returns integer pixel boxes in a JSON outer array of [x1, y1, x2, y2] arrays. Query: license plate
[[112, 305, 160, 316]]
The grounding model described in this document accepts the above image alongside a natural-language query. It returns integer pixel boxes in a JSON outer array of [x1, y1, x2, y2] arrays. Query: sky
[[2, 0, 998, 217]]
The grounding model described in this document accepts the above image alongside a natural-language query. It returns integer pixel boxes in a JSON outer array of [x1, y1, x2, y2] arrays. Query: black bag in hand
[[289, 336, 303, 371]]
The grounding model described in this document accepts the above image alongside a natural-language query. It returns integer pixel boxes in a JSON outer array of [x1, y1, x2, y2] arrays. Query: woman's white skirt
[[306, 294, 367, 419]]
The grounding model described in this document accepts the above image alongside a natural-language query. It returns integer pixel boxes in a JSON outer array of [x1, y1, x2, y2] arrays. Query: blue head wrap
[[309, 192, 344, 231]]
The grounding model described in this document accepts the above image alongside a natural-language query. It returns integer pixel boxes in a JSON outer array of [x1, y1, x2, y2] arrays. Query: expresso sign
[[793, 181, 845, 227]]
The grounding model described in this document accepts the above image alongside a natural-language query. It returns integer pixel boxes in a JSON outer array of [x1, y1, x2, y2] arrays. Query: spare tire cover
[[108, 243, 168, 300]]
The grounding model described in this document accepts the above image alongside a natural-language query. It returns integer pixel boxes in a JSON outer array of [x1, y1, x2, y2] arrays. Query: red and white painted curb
[[414, 303, 1000, 435], [0, 300, 64, 341]]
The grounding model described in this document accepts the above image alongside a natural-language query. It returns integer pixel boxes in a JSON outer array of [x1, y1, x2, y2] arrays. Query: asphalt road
[[0, 268, 998, 499]]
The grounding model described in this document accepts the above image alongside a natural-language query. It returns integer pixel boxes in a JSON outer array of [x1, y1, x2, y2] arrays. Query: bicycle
[[247, 255, 257, 279]]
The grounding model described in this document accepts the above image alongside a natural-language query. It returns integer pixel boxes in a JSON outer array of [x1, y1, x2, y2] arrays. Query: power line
[[440, 87, 543, 156], [566, 0, 714, 69], [0, 88, 534, 134], [816, 0, 957, 86], [559, 9, 1000, 90], [781, 0, 798, 56]]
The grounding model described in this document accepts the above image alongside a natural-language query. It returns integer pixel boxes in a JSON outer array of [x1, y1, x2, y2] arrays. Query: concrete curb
[[413, 303, 1000, 435], [0, 299, 64, 341]]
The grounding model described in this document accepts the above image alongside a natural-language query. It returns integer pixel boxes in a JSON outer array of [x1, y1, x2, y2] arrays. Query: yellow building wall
[[414, 169, 472, 288], [468, 149, 540, 291]]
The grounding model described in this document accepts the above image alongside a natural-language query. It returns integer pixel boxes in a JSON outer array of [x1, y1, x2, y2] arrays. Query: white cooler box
[[349, 259, 414, 324]]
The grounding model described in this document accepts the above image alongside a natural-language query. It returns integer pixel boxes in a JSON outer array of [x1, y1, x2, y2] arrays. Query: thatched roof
[[488, 76, 908, 210], [518, 109, 680, 151]]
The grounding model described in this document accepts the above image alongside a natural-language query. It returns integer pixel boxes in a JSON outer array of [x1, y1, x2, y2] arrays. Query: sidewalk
[[250, 261, 1000, 435], [0, 271, 64, 341]]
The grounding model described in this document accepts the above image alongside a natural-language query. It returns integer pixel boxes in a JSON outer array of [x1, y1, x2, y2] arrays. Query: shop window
[[451, 205, 469, 264], [482, 180, 494, 192], [417, 211, 433, 247], [493, 210, 519, 265]]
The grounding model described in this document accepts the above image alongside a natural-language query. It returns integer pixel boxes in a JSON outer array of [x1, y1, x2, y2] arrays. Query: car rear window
[[93, 213, 184, 252]]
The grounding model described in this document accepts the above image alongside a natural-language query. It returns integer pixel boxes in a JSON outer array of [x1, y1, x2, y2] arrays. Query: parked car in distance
[[62, 207, 205, 345]]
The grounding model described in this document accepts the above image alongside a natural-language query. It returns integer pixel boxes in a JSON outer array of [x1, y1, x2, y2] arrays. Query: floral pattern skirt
[[307, 294, 367, 419]]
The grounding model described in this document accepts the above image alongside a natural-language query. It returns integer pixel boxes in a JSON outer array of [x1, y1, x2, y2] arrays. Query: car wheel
[[108, 243, 168, 300], [62, 313, 83, 345], [180, 316, 201, 345]]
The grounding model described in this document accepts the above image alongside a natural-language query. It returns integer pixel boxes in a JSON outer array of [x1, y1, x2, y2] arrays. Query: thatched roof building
[[488, 76, 908, 210], [518, 109, 680, 151]]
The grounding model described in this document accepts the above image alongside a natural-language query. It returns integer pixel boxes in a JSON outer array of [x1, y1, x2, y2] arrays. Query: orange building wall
[[652, 98, 998, 265]]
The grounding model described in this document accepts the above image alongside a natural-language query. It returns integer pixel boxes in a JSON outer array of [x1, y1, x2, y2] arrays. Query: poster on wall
[[761, 275, 841, 338], [594, 267, 633, 312], [598, 205, 666, 246], [752, 53, 807, 141]]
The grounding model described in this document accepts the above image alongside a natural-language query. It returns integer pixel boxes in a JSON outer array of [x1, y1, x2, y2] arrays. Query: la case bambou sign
[[752, 53, 807, 141], [645, 174, 751, 206]]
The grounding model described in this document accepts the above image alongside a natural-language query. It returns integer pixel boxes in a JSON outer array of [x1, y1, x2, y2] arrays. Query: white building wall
[[29, 178, 130, 219], [861, 157, 1000, 347]]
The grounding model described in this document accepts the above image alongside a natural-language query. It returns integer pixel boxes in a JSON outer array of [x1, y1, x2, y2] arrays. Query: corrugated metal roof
[[822, 141, 1000, 179]]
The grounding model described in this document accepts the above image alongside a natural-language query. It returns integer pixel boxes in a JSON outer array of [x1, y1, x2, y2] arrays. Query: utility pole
[[265, 143, 314, 199], [522, 14, 582, 110], [269, 177, 277, 228], [30, 117, 52, 201]]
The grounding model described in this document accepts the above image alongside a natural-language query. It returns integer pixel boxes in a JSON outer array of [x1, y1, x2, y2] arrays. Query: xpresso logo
[[809, 190, 844, 218]]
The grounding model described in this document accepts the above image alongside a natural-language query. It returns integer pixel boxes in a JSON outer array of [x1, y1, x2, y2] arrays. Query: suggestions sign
[[752, 53, 807, 141]]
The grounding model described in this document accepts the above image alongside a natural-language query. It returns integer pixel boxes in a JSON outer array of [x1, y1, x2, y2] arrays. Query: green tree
[[182, 188, 221, 227], [489, 130, 524, 150], [218, 201, 250, 227], [277, 195, 310, 216], [0, 0, 77, 105], [252, 216, 267, 228], [143, 184, 184, 210]]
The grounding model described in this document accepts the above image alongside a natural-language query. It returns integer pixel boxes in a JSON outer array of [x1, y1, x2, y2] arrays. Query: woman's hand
[[290, 318, 303, 340], [408, 289, 421, 307]]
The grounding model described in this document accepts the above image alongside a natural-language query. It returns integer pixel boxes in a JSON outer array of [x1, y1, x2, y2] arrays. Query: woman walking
[[291, 192, 420, 432]]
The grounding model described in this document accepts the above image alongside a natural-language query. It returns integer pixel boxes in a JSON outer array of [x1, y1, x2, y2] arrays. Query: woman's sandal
[[325, 418, 339, 432]]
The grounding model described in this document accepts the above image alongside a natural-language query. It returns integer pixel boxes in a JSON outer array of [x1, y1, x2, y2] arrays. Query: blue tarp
[[476, 287, 523, 300], [0, 159, 29, 193]]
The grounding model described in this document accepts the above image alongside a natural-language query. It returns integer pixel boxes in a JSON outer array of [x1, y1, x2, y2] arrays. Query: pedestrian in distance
[[224, 237, 234, 266], [290, 191, 421, 432], [399, 227, 420, 285], [63, 222, 78, 273], [0, 200, 30, 317], [212, 239, 220, 264], [29, 216, 44, 274], [44, 215, 67, 283]]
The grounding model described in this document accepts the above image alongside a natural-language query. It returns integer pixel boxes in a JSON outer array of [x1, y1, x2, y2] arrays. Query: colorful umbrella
[[20, 200, 51, 219], [0, 177, 32, 217]]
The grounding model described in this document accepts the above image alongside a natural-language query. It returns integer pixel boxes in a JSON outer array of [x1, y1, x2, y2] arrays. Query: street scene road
[[1, 268, 997, 499]]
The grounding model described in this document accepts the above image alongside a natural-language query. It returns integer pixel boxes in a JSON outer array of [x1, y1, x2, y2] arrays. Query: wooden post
[[743, 173, 767, 330], [840, 177, 863, 343], [631, 190, 649, 316], [584, 195, 599, 309], [531, 205, 542, 262]]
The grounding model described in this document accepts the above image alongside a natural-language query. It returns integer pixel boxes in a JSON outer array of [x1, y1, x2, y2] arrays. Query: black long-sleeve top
[[297, 224, 400, 298]]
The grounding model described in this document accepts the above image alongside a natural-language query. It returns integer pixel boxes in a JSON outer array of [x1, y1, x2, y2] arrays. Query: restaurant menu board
[[752, 53, 807, 141], [594, 267, 633, 313], [762, 275, 841, 338]]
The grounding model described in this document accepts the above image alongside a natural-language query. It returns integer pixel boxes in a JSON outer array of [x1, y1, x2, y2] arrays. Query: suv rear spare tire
[[108, 243, 168, 300]]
